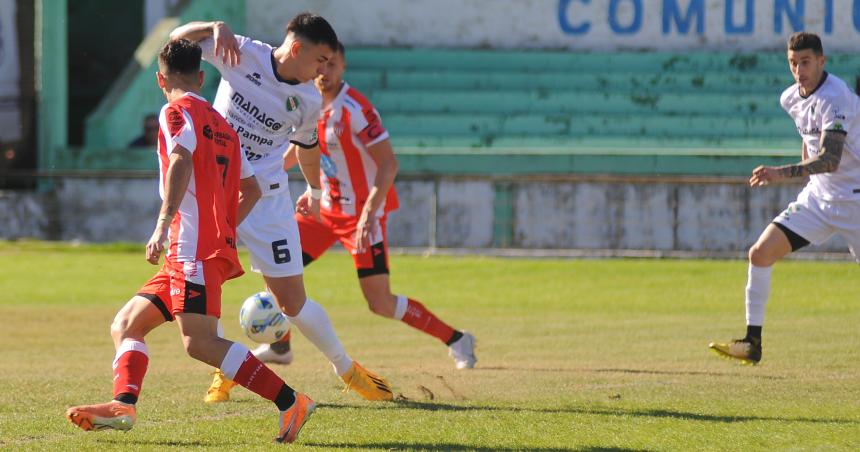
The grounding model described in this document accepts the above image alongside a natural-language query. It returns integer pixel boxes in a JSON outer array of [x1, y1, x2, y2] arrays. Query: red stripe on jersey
[[318, 109, 343, 215], [345, 87, 380, 125], [338, 107, 370, 214], [345, 86, 397, 214]]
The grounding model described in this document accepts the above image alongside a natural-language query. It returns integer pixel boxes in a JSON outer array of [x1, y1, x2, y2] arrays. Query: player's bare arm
[[282, 146, 299, 172], [146, 146, 193, 264], [750, 130, 846, 187], [170, 21, 240, 66], [237, 175, 262, 225], [355, 138, 399, 251], [294, 143, 322, 221]]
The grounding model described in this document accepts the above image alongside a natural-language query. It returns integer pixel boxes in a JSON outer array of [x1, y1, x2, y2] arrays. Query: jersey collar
[[323, 81, 350, 112], [270, 50, 301, 85], [183, 92, 207, 102], [800, 71, 828, 99]]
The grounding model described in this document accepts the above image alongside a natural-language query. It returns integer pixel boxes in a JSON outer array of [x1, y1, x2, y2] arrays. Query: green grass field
[[1, 241, 858, 451]]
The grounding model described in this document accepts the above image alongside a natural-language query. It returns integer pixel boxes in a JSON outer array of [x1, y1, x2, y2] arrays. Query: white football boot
[[253, 343, 294, 365], [448, 331, 477, 369]]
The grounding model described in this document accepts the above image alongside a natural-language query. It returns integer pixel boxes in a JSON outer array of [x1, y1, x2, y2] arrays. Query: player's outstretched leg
[[267, 274, 394, 401], [360, 273, 477, 369], [204, 326, 292, 403], [177, 313, 316, 443], [66, 296, 163, 432]]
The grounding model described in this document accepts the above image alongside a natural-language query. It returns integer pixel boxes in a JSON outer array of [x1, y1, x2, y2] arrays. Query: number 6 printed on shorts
[[271, 239, 291, 264]]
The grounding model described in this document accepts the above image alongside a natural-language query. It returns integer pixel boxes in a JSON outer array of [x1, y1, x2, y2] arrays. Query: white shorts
[[773, 186, 860, 261], [237, 193, 304, 277]]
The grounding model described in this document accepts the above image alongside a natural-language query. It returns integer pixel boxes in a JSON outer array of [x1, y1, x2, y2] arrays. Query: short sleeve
[[819, 94, 854, 134], [239, 148, 255, 179], [160, 105, 197, 154], [352, 105, 389, 147], [289, 99, 321, 148]]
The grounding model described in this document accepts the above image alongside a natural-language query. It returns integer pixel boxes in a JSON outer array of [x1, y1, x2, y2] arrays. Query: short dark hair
[[286, 12, 338, 51], [788, 32, 824, 56], [335, 41, 346, 58], [158, 39, 202, 75]]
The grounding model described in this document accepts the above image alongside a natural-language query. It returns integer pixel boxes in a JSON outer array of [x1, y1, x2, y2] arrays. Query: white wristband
[[307, 186, 322, 200]]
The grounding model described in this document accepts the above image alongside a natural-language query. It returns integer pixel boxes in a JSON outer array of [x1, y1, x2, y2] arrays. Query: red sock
[[223, 344, 295, 411], [401, 299, 457, 344], [112, 340, 149, 404]]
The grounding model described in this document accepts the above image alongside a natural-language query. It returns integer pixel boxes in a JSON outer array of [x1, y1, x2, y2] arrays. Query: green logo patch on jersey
[[286, 96, 300, 112]]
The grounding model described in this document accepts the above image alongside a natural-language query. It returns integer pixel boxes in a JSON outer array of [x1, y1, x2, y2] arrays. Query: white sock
[[220, 342, 250, 380], [745, 263, 772, 326], [393, 295, 408, 320], [216, 319, 224, 339], [288, 298, 353, 376]]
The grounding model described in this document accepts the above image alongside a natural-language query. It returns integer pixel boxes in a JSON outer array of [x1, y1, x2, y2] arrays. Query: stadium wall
[[249, 0, 860, 51], [0, 176, 849, 255]]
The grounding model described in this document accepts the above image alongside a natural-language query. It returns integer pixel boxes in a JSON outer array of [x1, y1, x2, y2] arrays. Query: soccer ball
[[239, 292, 290, 343]]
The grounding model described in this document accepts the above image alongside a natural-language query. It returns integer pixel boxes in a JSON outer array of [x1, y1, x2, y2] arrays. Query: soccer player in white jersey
[[170, 13, 393, 402], [205, 42, 477, 401], [709, 32, 860, 365]]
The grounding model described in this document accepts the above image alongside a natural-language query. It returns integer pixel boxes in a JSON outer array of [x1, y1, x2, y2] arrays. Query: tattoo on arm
[[776, 130, 846, 178]]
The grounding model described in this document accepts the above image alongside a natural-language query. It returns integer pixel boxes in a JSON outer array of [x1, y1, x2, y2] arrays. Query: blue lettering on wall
[[558, 0, 591, 35], [608, 0, 642, 34], [774, 0, 805, 33], [554, 0, 858, 40], [663, 0, 705, 34], [725, 0, 754, 34]]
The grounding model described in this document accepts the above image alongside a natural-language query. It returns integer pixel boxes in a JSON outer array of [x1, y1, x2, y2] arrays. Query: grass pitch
[[0, 241, 858, 451]]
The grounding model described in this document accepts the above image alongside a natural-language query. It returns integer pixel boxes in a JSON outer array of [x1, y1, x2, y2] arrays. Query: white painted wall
[[0, 177, 851, 256], [247, 0, 860, 51]]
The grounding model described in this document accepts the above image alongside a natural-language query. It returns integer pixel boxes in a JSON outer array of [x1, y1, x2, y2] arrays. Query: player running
[[709, 32, 860, 365], [204, 41, 477, 401], [65, 39, 314, 443], [170, 14, 393, 402]]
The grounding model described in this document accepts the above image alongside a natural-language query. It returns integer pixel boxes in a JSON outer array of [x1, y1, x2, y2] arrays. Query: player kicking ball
[[710, 32, 860, 365], [170, 14, 393, 403], [204, 41, 477, 400], [65, 40, 314, 443]]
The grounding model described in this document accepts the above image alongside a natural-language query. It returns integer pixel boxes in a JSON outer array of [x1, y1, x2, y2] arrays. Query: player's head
[[156, 39, 204, 96], [315, 41, 346, 95], [786, 32, 825, 94], [283, 12, 338, 83]]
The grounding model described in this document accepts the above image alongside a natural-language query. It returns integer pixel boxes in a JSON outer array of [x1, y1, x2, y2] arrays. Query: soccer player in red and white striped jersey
[[65, 40, 315, 444]]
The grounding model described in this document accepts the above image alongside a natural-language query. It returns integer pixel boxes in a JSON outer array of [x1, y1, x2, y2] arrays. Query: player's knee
[[365, 294, 394, 318], [110, 313, 130, 339], [748, 243, 775, 267], [182, 335, 205, 360]]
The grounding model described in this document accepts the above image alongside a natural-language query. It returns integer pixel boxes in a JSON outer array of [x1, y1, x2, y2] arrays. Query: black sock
[[273, 385, 297, 411], [114, 393, 137, 405], [446, 331, 464, 346], [745, 325, 762, 343], [271, 339, 291, 354]]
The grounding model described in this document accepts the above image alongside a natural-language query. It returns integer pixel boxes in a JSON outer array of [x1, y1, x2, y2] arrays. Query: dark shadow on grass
[[95, 437, 222, 447], [590, 368, 787, 380], [303, 442, 650, 451], [477, 366, 786, 380], [318, 401, 856, 425]]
